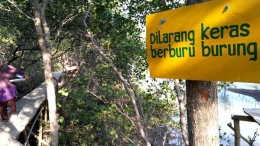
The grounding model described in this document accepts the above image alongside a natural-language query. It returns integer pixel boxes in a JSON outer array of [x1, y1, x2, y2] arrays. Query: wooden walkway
[[0, 71, 62, 143]]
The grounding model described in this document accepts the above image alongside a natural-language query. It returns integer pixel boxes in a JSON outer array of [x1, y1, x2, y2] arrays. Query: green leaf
[[109, 129, 116, 135]]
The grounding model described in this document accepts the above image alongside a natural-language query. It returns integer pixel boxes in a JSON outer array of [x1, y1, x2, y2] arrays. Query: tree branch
[[7, 0, 33, 19], [174, 79, 189, 146], [90, 36, 151, 146], [227, 122, 251, 144], [114, 104, 136, 126]]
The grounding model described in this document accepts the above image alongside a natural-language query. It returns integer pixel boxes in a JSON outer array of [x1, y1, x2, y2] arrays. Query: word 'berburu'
[[149, 23, 258, 61]]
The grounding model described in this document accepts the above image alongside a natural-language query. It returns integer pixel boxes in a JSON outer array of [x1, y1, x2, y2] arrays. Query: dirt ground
[[228, 88, 260, 101]]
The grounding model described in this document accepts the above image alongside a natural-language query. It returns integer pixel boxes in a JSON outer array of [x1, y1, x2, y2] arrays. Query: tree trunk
[[32, 0, 58, 145], [186, 80, 218, 146], [185, 0, 219, 145]]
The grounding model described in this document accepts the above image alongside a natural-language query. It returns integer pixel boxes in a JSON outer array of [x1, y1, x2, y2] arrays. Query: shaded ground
[[228, 88, 260, 101]]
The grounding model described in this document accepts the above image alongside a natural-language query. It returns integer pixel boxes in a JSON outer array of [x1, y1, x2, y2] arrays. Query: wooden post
[[44, 99, 48, 122], [38, 105, 43, 146], [234, 119, 240, 146], [22, 130, 29, 146], [231, 114, 256, 146], [44, 99, 49, 144], [233, 118, 241, 146]]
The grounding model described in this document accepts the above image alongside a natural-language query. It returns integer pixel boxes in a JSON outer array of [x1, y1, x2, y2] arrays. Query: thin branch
[[121, 132, 136, 145], [88, 91, 109, 104], [174, 79, 189, 146], [54, 14, 79, 42], [90, 36, 151, 146], [227, 122, 250, 144], [114, 104, 135, 126], [126, 73, 147, 128], [162, 129, 170, 146], [0, 6, 11, 12], [83, 6, 91, 27], [86, 74, 93, 91], [251, 128, 259, 143], [7, 0, 33, 19], [149, 97, 158, 120]]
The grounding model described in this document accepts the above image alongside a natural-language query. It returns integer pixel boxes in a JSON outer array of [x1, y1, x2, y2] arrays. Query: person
[[0, 55, 29, 123]]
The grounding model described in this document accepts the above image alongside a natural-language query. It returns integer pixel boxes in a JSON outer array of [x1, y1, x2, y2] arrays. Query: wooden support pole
[[38, 105, 43, 146], [230, 114, 258, 146], [44, 100, 48, 122], [22, 130, 30, 146], [231, 115, 255, 122], [231, 115, 245, 146], [44, 99, 49, 144], [234, 119, 240, 146]]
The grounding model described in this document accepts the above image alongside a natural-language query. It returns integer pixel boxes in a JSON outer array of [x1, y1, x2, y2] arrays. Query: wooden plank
[[0, 72, 62, 140], [0, 128, 23, 146], [52, 71, 63, 80], [243, 108, 260, 125], [231, 114, 255, 122]]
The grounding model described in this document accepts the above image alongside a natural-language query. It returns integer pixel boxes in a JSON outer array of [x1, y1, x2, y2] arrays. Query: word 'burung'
[[202, 42, 257, 61]]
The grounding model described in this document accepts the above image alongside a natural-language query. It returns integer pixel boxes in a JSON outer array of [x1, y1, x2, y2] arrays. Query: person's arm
[[16, 72, 29, 80], [9, 65, 29, 80], [24, 74, 29, 80]]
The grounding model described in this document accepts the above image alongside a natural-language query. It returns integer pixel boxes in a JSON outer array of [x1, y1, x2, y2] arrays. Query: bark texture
[[186, 80, 218, 146], [32, 0, 58, 145]]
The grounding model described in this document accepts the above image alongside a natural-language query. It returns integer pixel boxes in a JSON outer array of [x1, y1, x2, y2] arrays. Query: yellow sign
[[146, 0, 260, 83]]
